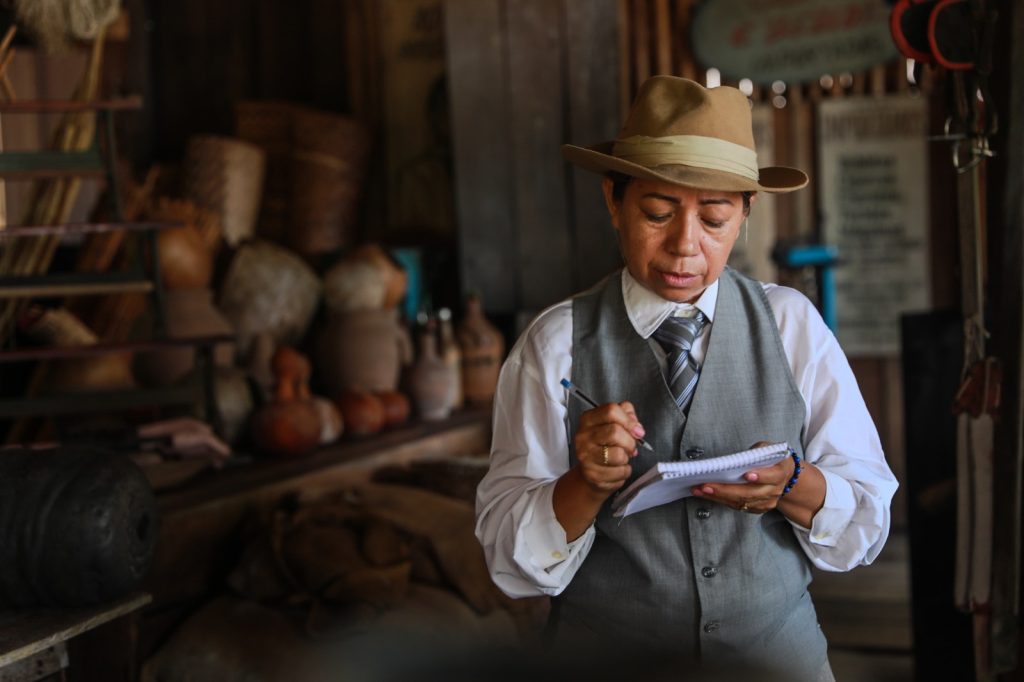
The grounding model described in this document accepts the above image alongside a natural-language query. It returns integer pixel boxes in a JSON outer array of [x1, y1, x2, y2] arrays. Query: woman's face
[[602, 177, 751, 303]]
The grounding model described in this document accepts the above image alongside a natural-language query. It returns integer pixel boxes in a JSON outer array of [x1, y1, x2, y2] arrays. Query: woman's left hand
[[690, 454, 796, 514]]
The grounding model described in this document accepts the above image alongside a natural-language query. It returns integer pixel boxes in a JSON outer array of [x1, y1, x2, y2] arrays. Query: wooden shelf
[[0, 386, 203, 418], [0, 593, 150, 669], [0, 221, 181, 238], [0, 96, 143, 113], [0, 334, 234, 363], [0, 271, 153, 298]]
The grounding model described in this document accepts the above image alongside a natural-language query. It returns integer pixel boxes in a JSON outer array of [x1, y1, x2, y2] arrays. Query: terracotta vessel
[[335, 390, 385, 437], [456, 296, 505, 405], [133, 288, 235, 387], [409, 325, 455, 421], [376, 390, 411, 428], [316, 309, 412, 395], [250, 347, 321, 457]]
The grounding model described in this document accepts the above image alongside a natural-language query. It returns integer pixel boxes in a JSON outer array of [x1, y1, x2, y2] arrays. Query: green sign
[[692, 0, 899, 85]]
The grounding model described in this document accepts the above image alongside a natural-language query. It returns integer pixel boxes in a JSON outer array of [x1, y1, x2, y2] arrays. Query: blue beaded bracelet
[[780, 448, 802, 496]]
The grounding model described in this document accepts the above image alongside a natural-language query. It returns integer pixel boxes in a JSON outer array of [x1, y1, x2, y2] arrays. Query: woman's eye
[[702, 217, 726, 228], [645, 212, 672, 224]]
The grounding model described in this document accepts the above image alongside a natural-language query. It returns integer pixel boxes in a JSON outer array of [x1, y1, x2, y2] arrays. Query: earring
[[744, 218, 749, 245]]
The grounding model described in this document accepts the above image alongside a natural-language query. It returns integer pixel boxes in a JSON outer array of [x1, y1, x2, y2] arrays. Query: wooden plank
[[506, 0, 574, 311], [675, 0, 697, 81], [445, 0, 518, 312], [883, 357, 908, 529], [631, 0, 651, 86], [564, 0, 625, 291], [0, 644, 66, 682], [653, 0, 672, 75], [0, 594, 150, 668]]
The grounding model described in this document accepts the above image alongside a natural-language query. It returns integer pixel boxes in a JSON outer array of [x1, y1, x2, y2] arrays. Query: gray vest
[[556, 268, 827, 677]]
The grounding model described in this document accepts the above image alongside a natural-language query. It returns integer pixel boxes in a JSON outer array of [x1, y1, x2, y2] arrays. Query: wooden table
[[0, 593, 150, 681]]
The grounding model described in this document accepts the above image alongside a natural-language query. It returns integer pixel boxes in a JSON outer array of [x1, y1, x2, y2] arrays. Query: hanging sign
[[692, 0, 899, 85], [818, 95, 930, 356]]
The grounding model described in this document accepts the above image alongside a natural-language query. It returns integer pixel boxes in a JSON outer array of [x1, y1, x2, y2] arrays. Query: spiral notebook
[[611, 442, 791, 518]]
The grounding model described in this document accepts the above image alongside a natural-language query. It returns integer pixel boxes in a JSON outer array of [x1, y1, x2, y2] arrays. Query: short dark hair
[[606, 171, 753, 215]]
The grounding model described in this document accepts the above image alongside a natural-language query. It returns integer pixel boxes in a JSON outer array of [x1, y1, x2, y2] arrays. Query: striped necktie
[[652, 311, 707, 413]]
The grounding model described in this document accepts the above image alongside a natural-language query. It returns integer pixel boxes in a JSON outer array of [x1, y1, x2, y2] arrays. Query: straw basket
[[288, 109, 370, 257], [183, 135, 266, 248], [234, 100, 295, 244]]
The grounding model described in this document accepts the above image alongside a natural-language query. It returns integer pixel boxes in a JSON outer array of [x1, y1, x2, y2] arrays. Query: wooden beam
[[445, 0, 518, 312], [506, 0, 574, 311], [564, 0, 625, 291]]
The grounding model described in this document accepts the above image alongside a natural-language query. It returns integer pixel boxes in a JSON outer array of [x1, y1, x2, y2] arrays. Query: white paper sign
[[818, 96, 931, 356]]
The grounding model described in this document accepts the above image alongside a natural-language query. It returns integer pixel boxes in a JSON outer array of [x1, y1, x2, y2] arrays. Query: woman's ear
[[601, 177, 621, 231]]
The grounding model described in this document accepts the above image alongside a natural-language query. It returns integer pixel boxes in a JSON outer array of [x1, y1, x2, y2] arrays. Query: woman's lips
[[656, 269, 701, 288]]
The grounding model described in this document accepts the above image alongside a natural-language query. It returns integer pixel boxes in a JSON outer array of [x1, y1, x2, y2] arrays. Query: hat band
[[611, 135, 759, 181]]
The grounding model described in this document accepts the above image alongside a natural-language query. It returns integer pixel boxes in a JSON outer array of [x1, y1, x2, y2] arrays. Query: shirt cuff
[[520, 483, 594, 570], [795, 468, 857, 547]]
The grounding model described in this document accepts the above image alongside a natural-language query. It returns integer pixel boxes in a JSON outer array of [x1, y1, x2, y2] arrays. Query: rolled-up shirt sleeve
[[767, 285, 899, 572], [475, 304, 594, 598]]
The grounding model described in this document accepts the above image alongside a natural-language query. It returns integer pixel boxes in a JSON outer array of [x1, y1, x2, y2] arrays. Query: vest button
[[696, 508, 711, 520], [701, 566, 718, 578], [685, 447, 704, 460], [703, 621, 720, 634]]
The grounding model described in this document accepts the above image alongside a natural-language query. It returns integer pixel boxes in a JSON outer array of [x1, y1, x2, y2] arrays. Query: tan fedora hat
[[562, 75, 808, 193]]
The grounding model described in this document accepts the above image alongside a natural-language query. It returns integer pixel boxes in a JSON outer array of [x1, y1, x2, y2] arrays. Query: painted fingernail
[[745, 473, 758, 482], [632, 448, 638, 457], [632, 424, 645, 437], [702, 486, 715, 495]]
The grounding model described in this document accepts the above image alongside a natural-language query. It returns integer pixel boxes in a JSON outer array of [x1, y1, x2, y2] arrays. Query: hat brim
[[562, 142, 808, 193]]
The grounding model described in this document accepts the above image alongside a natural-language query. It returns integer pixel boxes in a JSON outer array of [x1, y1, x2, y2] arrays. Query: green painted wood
[[0, 150, 105, 177]]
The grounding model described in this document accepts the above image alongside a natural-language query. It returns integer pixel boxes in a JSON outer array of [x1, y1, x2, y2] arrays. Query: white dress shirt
[[475, 269, 899, 599]]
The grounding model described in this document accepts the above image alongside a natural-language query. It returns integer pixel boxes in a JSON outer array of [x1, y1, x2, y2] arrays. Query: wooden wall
[[445, 0, 624, 321]]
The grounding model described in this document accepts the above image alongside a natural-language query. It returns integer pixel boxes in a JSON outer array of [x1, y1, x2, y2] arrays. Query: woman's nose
[[664, 215, 700, 256]]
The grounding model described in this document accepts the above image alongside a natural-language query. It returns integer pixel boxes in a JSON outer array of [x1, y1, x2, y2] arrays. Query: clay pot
[[457, 296, 505, 405], [409, 326, 455, 421], [218, 240, 322, 358], [376, 390, 411, 428], [312, 397, 343, 444], [316, 309, 413, 395], [133, 288, 235, 388], [250, 347, 321, 457], [335, 390, 385, 437], [158, 224, 215, 290], [181, 366, 253, 445], [438, 308, 463, 410]]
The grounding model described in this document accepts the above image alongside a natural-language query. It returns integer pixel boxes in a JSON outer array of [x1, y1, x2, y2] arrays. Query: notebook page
[[612, 442, 790, 517]]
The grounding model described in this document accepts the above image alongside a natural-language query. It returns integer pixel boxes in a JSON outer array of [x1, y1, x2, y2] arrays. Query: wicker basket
[[288, 109, 370, 257], [234, 100, 295, 244], [183, 135, 266, 248]]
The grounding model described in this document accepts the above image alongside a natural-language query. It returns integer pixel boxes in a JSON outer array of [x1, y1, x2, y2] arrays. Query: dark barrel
[[0, 446, 158, 607]]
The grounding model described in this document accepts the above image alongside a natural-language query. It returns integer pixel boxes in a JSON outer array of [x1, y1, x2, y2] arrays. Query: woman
[[475, 76, 898, 680]]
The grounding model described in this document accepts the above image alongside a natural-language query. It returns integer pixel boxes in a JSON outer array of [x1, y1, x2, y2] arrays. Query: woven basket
[[288, 109, 370, 257], [234, 100, 295, 243], [183, 135, 266, 248]]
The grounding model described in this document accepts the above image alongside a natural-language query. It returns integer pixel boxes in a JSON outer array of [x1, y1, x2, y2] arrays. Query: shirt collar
[[621, 268, 719, 339]]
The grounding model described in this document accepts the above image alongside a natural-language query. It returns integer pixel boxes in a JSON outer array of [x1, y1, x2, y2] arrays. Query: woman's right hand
[[573, 401, 645, 497]]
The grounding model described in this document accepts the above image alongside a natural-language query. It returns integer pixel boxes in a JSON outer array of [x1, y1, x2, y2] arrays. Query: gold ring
[[602, 444, 610, 465]]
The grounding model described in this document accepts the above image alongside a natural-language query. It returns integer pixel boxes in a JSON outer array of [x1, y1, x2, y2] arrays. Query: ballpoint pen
[[560, 378, 654, 452]]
